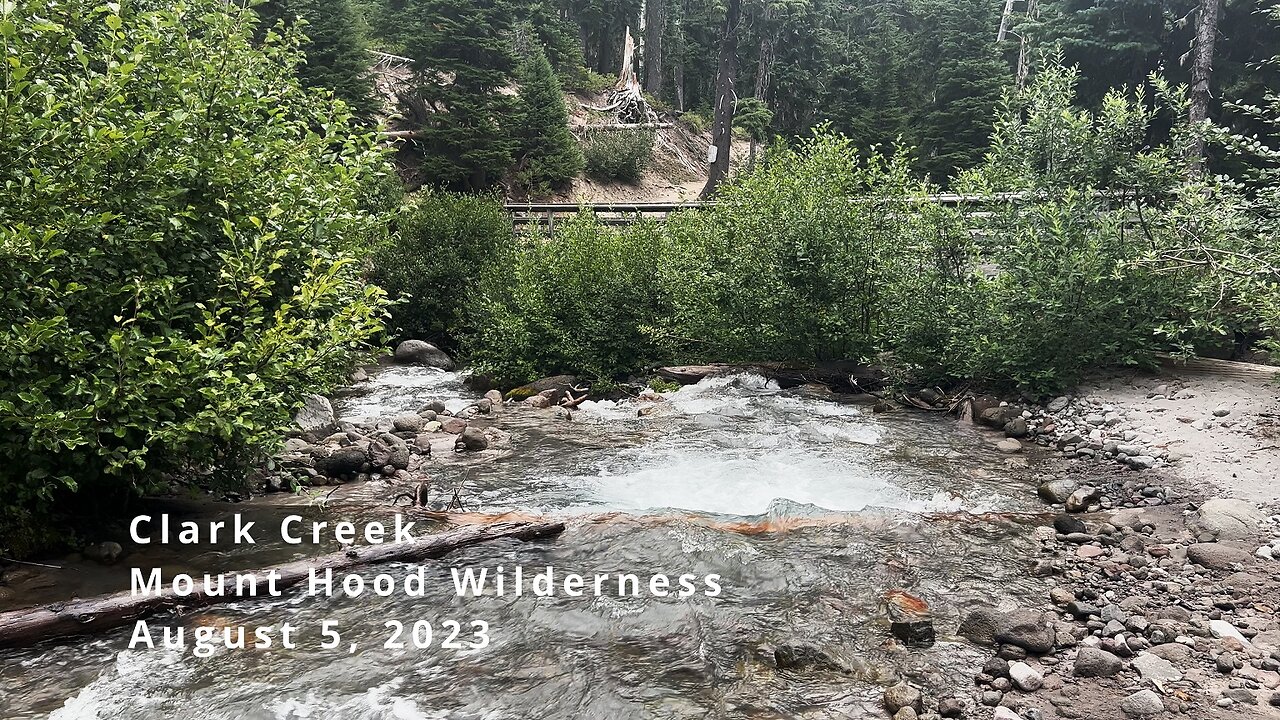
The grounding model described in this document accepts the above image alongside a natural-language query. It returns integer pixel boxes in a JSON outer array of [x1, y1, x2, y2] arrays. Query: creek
[[0, 368, 1053, 719]]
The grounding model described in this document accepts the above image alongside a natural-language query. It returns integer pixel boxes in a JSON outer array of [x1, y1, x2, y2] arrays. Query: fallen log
[[0, 520, 565, 649]]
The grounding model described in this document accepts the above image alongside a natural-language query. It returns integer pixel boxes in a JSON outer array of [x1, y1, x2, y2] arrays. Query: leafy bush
[[0, 0, 390, 553], [581, 128, 656, 182], [467, 216, 668, 385], [372, 192, 512, 346], [659, 133, 944, 364], [928, 63, 1239, 393], [563, 68, 616, 94]]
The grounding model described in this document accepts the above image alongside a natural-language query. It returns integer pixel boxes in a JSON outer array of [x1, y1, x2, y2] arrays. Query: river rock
[[484, 389, 503, 404], [1187, 543, 1253, 569], [1191, 499, 1266, 540], [392, 413, 426, 433], [1008, 661, 1043, 691], [525, 394, 552, 408], [1121, 689, 1165, 716], [1039, 480, 1079, 504], [1073, 647, 1123, 677], [318, 445, 366, 476], [393, 340, 454, 370], [774, 641, 839, 670], [996, 439, 1022, 453], [1004, 417, 1030, 438], [884, 683, 923, 714], [893, 709, 918, 720], [995, 609, 1056, 654], [440, 417, 468, 434], [1053, 514, 1087, 534], [937, 697, 965, 718], [992, 705, 1019, 719], [1146, 643, 1192, 663], [367, 438, 409, 470], [455, 426, 489, 452], [83, 541, 123, 565], [294, 393, 336, 433], [1209, 619, 1251, 646], [959, 606, 1002, 646], [507, 375, 581, 402], [1131, 652, 1182, 685], [886, 590, 934, 647], [1065, 486, 1101, 513]]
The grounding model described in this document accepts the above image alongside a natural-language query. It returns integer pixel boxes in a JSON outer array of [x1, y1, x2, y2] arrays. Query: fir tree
[[515, 48, 585, 194], [393, 0, 520, 190], [256, 0, 379, 120]]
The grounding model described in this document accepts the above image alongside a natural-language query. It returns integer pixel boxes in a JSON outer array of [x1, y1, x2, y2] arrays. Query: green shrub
[[0, 0, 390, 554], [564, 68, 616, 94], [581, 127, 655, 182], [372, 191, 512, 346], [467, 215, 668, 385], [658, 132, 943, 364]]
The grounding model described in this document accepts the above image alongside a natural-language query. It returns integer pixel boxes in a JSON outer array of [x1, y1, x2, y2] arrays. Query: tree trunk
[[1014, 0, 1038, 90], [674, 60, 685, 110], [1187, 0, 1222, 174], [643, 0, 665, 98], [699, 0, 741, 199], [997, 0, 1017, 42], [754, 2, 773, 101], [0, 521, 565, 649]]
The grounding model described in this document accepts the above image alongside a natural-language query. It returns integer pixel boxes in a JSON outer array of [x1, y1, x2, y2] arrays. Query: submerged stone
[[885, 589, 935, 647]]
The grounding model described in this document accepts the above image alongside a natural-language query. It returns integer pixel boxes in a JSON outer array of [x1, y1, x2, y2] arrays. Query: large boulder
[[979, 405, 1024, 429], [883, 684, 923, 714], [393, 340, 454, 370], [294, 393, 336, 434], [1038, 479, 1079, 504], [1190, 499, 1265, 540], [317, 446, 366, 477]]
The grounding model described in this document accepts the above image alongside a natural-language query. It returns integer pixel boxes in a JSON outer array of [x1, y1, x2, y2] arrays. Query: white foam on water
[[573, 446, 915, 516], [50, 650, 188, 720], [337, 367, 470, 423]]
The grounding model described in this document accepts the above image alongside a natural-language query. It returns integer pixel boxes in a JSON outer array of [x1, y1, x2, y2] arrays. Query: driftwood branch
[[0, 520, 565, 649]]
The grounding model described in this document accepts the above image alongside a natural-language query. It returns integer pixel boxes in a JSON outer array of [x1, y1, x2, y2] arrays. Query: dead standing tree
[[700, 0, 742, 199]]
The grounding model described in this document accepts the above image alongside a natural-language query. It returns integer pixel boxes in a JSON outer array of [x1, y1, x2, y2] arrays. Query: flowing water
[[1, 368, 1054, 719]]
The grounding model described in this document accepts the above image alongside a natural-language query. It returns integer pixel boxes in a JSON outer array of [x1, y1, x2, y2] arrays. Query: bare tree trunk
[[1187, 0, 1222, 174], [0, 521, 565, 649], [1014, 0, 1038, 91], [643, 0, 665, 97], [674, 61, 685, 110], [699, 0, 741, 199], [997, 0, 1017, 42], [754, 2, 773, 101]]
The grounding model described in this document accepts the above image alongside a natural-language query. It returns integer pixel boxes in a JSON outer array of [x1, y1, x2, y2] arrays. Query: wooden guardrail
[[504, 193, 1028, 231]]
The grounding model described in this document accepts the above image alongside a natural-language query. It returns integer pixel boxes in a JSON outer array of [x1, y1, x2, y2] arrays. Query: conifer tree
[[393, 0, 520, 190], [515, 48, 585, 193], [256, 0, 379, 120]]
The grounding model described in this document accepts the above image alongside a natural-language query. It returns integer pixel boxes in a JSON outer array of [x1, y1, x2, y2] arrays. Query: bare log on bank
[[0, 520, 565, 649]]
